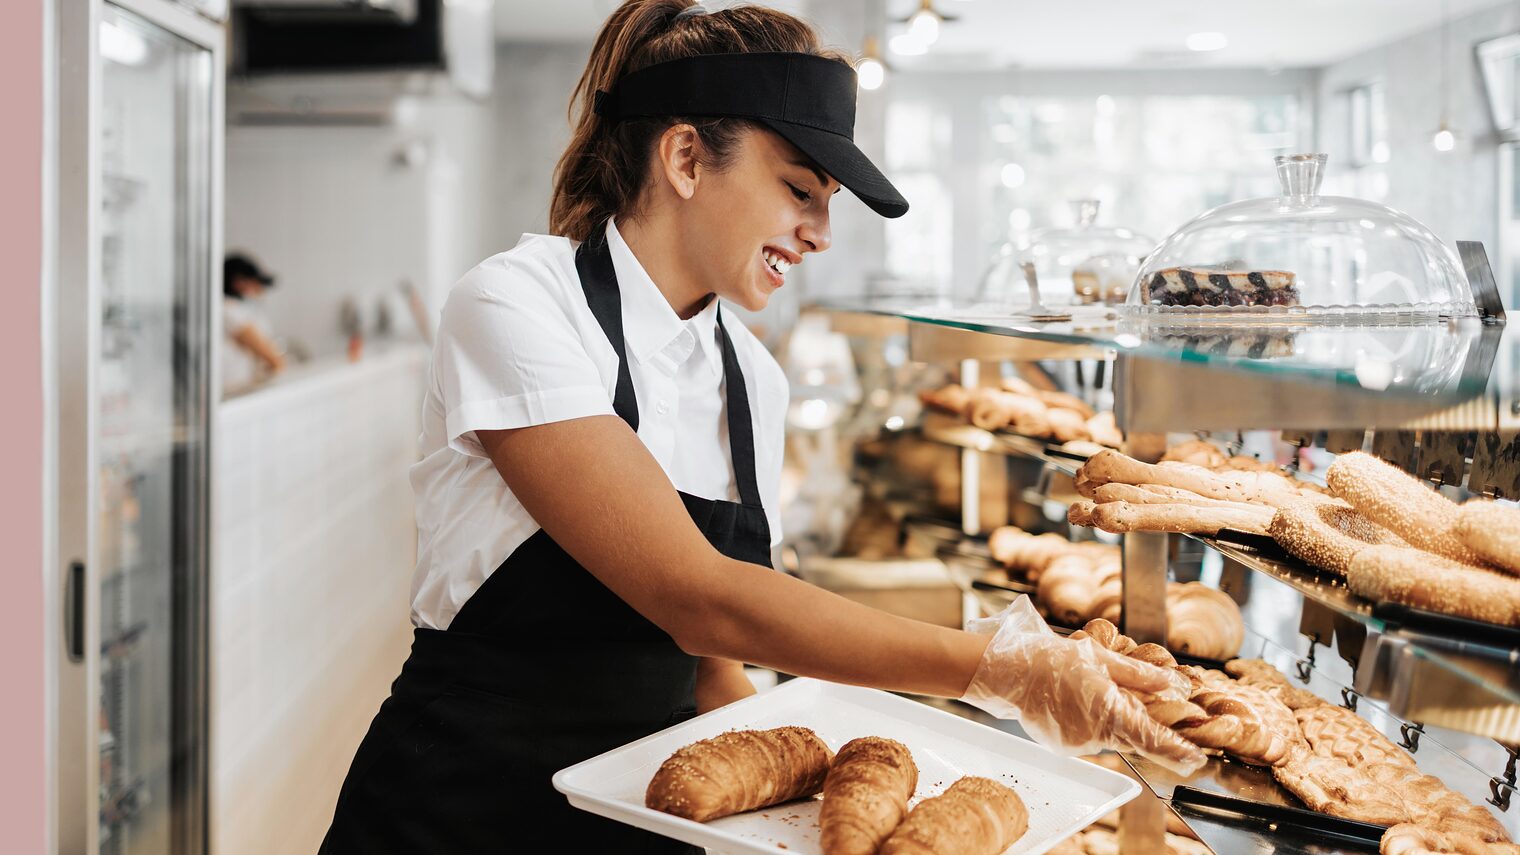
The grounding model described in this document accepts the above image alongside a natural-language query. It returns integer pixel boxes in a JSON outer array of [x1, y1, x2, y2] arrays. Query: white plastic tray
[[553, 678, 1141, 855]]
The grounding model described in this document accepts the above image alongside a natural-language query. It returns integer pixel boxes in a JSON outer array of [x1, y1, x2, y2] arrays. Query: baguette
[[1085, 499, 1276, 536], [820, 737, 919, 855], [1327, 452, 1481, 566], [645, 727, 833, 822], [1452, 500, 1520, 577], [1346, 545, 1520, 627], [1079, 449, 1307, 507], [880, 776, 1028, 855], [1269, 500, 1407, 577], [1093, 482, 1265, 513]]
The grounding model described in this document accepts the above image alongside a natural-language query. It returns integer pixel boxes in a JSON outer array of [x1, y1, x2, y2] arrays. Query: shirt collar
[[605, 219, 722, 376]]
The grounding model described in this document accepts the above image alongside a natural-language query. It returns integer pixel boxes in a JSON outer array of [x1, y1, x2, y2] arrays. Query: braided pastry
[[1224, 659, 1324, 710], [1039, 556, 1101, 626], [821, 737, 919, 855], [1382, 823, 1520, 855]]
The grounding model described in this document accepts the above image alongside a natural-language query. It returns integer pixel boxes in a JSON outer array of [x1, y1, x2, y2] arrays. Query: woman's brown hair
[[549, 0, 851, 242]]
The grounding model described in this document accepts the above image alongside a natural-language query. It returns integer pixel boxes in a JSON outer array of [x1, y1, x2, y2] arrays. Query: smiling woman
[[316, 2, 1190, 853]]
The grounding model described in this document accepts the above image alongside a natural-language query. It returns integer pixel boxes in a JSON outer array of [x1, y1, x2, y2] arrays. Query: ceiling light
[[1000, 163, 1026, 189], [858, 57, 885, 90], [907, 9, 941, 46], [1432, 125, 1457, 152], [857, 36, 888, 90], [1186, 32, 1228, 52]]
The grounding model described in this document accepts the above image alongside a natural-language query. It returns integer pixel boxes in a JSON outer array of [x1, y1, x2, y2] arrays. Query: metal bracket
[[1371, 429, 1420, 472], [1490, 746, 1519, 811], [1459, 240, 1507, 322], [1296, 640, 1318, 684], [1398, 721, 1424, 753], [1340, 687, 1360, 712], [1417, 431, 1472, 489], [1470, 431, 1520, 500]]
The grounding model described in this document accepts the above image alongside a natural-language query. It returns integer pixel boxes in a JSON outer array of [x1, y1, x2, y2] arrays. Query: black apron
[[319, 227, 773, 854]]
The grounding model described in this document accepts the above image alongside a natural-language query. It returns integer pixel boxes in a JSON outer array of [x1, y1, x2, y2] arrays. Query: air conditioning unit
[[232, 0, 419, 24], [228, 0, 491, 125]]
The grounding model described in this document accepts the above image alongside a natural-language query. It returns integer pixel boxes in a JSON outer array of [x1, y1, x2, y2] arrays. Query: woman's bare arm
[[475, 416, 988, 699], [694, 657, 756, 713]]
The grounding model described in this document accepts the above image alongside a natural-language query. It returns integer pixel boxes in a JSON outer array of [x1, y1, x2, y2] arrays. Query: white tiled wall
[[211, 347, 427, 855]]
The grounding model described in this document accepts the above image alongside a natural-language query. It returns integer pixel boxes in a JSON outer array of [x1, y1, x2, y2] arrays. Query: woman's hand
[[694, 657, 757, 714], [960, 596, 1207, 776]]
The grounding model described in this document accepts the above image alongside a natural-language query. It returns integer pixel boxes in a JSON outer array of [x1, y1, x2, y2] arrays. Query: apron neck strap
[[574, 224, 764, 509]]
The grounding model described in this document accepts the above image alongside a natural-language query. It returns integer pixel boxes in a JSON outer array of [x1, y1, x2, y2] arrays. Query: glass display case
[[1126, 154, 1478, 321], [978, 199, 1154, 310]]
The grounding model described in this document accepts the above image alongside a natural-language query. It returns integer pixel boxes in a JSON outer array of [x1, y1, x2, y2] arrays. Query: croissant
[[1166, 583, 1244, 661], [880, 776, 1028, 855], [820, 737, 919, 855], [1038, 556, 1099, 626], [645, 727, 833, 822]]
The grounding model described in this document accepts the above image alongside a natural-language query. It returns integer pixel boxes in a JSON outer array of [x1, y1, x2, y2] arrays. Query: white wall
[[1317, 2, 1520, 253], [225, 89, 497, 361]]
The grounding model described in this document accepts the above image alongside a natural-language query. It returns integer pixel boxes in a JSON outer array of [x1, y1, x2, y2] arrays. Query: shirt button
[[656, 400, 670, 416]]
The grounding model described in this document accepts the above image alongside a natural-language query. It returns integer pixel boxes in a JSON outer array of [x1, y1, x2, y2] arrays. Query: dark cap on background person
[[224, 253, 276, 299]]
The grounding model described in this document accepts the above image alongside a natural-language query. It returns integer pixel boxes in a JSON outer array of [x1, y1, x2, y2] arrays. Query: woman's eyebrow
[[786, 157, 836, 191]]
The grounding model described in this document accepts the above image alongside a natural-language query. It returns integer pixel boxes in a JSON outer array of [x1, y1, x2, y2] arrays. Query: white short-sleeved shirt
[[221, 296, 272, 393], [408, 220, 788, 630]]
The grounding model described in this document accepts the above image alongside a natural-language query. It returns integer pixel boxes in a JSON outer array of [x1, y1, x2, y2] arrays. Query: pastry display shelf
[[920, 416, 1520, 742], [824, 296, 1516, 432]]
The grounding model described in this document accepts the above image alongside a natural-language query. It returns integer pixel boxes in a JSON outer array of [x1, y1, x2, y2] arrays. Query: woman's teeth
[[763, 251, 792, 275]]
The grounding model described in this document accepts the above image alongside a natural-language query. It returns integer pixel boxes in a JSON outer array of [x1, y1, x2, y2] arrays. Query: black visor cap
[[595, 52, 908, 218]]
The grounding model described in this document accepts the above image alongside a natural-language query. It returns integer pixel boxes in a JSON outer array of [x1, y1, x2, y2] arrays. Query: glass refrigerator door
[[96, 5, 212, 853]]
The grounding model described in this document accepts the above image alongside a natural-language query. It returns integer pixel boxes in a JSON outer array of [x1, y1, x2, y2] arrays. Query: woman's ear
[[656, 124, 702, 200]]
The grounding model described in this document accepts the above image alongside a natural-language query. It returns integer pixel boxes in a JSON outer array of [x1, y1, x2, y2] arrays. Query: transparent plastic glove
[[961, 596, 1207, 776]]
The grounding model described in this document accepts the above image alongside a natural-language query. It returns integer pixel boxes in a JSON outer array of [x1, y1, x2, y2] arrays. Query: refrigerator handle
[[66, 560, 85, 662]]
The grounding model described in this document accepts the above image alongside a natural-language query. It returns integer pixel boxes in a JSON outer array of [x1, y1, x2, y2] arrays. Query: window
[[882, 87, 1305, 298]]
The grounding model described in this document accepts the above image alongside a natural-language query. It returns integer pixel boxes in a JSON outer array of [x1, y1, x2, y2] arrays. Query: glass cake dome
[[978, 200, 1155, 309], [1124, 154, 1476, 321]]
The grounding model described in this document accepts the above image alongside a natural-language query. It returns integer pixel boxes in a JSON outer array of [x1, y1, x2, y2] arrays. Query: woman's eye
[[787, 182, 812, 203]]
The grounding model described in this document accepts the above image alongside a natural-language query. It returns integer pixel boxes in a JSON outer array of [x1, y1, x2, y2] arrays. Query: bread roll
[[1346, 545, 1520, 627], [1453, 500, 1520, 577], [1085, 411, 1124, 448], [999, 375, 1037, 396], [1162, 439, 1226, 469], [645, 727, 833, 822], [1046, 407, 1091, 443], [1269, 500, 1407, 577], [919, 385, 970, 415], [1327, 451, 1481, 566], [820, 737, 919, 855], [880, 776, 1028, 855], [1034, 389, 1096, 419]]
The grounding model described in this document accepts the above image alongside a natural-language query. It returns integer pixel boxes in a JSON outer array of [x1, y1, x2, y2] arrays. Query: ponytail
[[549, 1, 849, 242]]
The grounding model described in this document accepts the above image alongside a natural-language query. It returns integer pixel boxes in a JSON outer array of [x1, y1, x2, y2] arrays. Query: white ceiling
[[493, 0, 1515, 69]]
